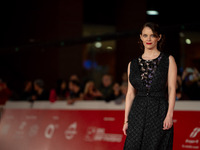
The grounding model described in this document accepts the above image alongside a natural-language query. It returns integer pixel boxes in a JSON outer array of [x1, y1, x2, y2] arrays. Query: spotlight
[[106, 46, 113, 50], [146, 10, 159, 15], [185, 39, 191, 44], [94, 42, 102, 48]]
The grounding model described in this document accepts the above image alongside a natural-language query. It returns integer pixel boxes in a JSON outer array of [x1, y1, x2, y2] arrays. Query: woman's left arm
[[163, 55, 177, 130]]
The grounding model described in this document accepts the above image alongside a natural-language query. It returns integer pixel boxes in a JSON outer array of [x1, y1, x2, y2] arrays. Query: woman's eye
[[143, 34, 147, 37]]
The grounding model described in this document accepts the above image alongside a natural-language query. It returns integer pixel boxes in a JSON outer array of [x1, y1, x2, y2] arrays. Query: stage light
[[146, 10, 159, 15], [83, 60, 92, 69], [179, 32, 185, 38], [94, 42, 102, 48], [185, 38, 191, 44], [106, 46, 113, 50]]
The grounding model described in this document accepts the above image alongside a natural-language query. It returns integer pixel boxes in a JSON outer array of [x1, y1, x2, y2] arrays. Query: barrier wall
[[0, 100, 200, 150]]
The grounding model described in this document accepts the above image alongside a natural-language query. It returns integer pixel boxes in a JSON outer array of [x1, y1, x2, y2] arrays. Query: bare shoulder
[[127, 59, 135, 75], [169, 55, 175, 61], [127, 61, 131, 73], [128, 61, 131, 66], [128, 59, 134, 68], [168, 55, 177, 65], [168, 55, 177, 73]]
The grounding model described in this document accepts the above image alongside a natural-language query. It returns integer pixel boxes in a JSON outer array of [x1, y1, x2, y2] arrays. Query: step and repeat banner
[[0, 109, 125, 150], [0, 101, 200, 150]]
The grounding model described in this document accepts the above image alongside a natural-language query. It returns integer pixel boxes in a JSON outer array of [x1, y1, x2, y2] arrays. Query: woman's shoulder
[[128, 57, 139, 71], [161, 51, 175, 60], [130, 55, 140, 62], [129, 57, 137, 66]]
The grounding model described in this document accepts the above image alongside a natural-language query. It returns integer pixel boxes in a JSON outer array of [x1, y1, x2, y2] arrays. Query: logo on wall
[[64, 122, 77, 140], [85, 126, 123, 143], [13, 121, 27, 139], [44, 124, 59, 139], [190, 127, 200, 138], [182, 127, 200, 149], [19, 121, 27, 130], [28, 124, 39, 137], [0, 124, 10, 135], [84, 127, 97, 142]]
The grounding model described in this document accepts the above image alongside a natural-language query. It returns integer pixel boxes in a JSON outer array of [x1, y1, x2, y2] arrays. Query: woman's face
[[113, 83, 120, 91], [140, 27, 161, 50], [88, 82, 94, 91]]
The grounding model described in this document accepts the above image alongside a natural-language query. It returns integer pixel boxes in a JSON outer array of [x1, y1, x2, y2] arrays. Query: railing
[[4, 100, 200, 110]]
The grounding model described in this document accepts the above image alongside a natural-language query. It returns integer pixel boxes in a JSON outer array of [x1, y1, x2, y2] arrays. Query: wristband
[[124, 121, 128, 124]]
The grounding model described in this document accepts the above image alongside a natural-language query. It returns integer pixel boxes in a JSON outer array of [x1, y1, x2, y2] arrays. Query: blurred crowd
[[0, 67, 200, 106], [0, 73, 128, 105]]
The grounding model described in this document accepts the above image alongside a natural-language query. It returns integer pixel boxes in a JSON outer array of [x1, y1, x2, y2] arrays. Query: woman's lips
[[146, 42, 152, 45]]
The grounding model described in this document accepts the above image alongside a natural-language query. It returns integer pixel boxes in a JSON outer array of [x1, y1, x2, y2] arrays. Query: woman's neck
[[143, 49, 160, 56]]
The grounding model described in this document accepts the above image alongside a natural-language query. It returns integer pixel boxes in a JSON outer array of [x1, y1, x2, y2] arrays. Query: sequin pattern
[[138, 53, 163, 92]]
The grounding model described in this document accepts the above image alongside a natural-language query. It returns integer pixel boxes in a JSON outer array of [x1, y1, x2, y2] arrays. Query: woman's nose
[[147, 36, 151, 41]]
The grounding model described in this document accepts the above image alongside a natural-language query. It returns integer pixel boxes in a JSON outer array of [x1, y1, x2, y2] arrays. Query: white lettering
[[85, 127, 123, 143], [182, 144, 199, 149], [64, 122, 77, 140], [103, 117, 115, 121], [185, 139, 199, 144], [44, 124, 55, 139], [190, 127, 200, 138]]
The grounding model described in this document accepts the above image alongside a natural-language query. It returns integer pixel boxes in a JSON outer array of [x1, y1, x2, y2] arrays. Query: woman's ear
[[158, 34, 162, 41], [140, 34, 142, 41]]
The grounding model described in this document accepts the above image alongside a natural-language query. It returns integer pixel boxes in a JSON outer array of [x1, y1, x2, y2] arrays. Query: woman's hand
[[67, 99, 75, 105], [123, 123, 128, 135], [163, 115, 173, 130]]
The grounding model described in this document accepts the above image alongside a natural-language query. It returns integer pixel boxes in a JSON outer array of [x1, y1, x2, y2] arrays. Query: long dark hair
[[138, 22, 165, 50], [56, 79, 67, 96]]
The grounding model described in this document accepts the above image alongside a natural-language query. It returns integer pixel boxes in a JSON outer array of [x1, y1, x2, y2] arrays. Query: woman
[[109, 82, 122, 101], [49, 79, 68, 102], [123, 22, 177, 150], [83, 81, 102, 100], [21, 80, 33, 100]]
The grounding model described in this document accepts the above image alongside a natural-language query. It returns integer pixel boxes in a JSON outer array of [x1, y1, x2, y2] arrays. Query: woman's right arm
[[123, 61, 136, 135]]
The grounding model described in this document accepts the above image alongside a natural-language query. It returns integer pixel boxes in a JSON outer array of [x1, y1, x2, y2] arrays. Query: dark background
[[0, 0, 200, 98]]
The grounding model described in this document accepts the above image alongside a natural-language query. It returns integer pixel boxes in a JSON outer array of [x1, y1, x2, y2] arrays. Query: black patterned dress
[[123, 52, 173, 150]]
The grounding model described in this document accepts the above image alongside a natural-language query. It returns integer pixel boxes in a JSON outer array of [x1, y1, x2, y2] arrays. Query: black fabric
[[124, 52, 174, 150]]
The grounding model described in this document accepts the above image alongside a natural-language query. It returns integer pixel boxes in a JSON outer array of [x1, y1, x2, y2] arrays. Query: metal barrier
[[4, 100, 200, 110]]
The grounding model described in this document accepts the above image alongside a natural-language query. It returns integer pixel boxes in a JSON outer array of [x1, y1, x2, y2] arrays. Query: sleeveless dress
[[123, 52, 174, 150]]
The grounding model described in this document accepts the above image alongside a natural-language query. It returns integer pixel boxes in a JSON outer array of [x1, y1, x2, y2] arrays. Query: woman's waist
[[136, 90, 167, 98]]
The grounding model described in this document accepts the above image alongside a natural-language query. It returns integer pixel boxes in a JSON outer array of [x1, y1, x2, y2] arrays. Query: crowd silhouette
[[0, 67, 200, 106]]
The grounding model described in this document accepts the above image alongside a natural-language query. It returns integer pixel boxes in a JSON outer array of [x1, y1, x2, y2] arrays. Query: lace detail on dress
[[138, 52, 163, 91]]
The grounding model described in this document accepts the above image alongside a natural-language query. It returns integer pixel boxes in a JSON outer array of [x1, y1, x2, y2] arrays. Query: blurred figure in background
[[121, 72, 128, 85], [69, 74, 80, 82], [99, 74, 113, 102], [21, 80, 34, 100], [115, 82, 128, 104], [67, 80, 83, 104], [83, 81, 102, 100], [69, 74, 85, 93], [0, 79, 11, 119], [109, 82, 122, 101], [49, 79, 68, 102], [175, 73, 183, 100], [182, 67, 200, 100], [0, 79, 11, 105], [32, 79, 49, 101]]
